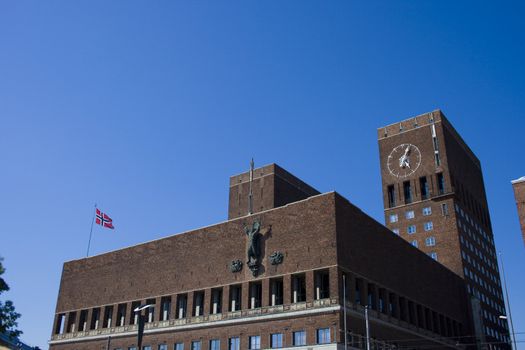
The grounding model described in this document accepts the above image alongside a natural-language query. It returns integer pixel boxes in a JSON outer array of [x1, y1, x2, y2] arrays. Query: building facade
[[511, 176, 525, 245], [377, 110, 511, 348], [51, 164, 476, 350]]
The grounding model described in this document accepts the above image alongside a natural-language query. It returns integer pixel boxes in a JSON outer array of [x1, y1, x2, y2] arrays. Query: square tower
[[377, 110, 510, 348]]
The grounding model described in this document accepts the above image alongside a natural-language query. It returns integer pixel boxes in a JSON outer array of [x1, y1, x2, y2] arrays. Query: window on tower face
[[441, 203, 449, 216], [422, 206, 432, 216], [419, 176, 429, 199], [387, 185, 396, 207], [426, 237, 436, 246], [403, 181, 412, 204], [405, 210, 415, 219], [437, 173, 445, 195], [424, 221, 434, 231], [389, 213, 398, 223], [411, 240, 418, 248], [407, 225, 416, 234]]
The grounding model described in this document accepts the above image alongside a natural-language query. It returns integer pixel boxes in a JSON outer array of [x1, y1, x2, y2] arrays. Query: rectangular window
[[143, 346, 152, 350], [249, 281, 262, 309], [90, 308, 100, 330], [103, 305, 113, 328], [422, 206, 432, 216], [191, 341, 201, 350], [316, 328, 331, 344], [403, 181, 412, 204], [405, 210, 415, 219], [161, 296, 171, 321], [193, 291, 204, 316], [424, 222, 434, 231], [387, 185, 396, 207], [392, 228, 399, 235], [389, 213, 398, 223], [130, 301, 140, 325], [441, 203, 449, 216], [55, 313, 65, 334], [211, 288, 222, 314], [437, 173, 445, 195], [270, 278, 283, 306], [79, 310, 88, 331], [293, 331, 306, 346], [291, 274, 306, 303], [128, 347, 137, 350], [146, 298, 155, 322], [249, 336, 261, 350], [176, 294, 187, 319], [271, 333, 283, 348], [229, 284, 242, 312], [209, 339, 220, 350], [158, 345, 168, 350], [67, 311, 76, 333], [411, 240, 418, 248], [419, 176, 429, 199], [314, 269, 330, 299], [117, 304, 126, 327], [175, 343, 184, 350], [426, 237, 436, 246], [228, 338, 240, 350], [407, 225, 416, 234]]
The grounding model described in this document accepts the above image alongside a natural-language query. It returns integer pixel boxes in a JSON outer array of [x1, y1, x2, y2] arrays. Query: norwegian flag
[[95, 208, 114, 229]]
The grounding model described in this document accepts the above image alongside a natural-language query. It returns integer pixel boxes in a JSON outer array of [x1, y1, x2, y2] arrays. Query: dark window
[[79, 309, 88, 331], [55, 313, 65, 334], [193, 292, 204, 317], [229, 285, 242, 312], [389, 293, 397, 318], [437, 173, 445, 195], [435, 153, 441, 166], [67, 311, 76, 333], [117, 303, 126, 326], [210, 288, 222, 314], [403, 181, 412, 204], [355, 279, 361, 305], [90, 308, 100, 330], [270, 278, 283, 306], [103, 305, 113, 328], [387, 185, 396, 207], [249, 281, 262, 309], [419, 176, 429, 199], [441, 203, 449, 216], [314, 269, 330, 299], [161, 296, 171, 321], [176, 294, 187, 319], [367, 284, 376, 310], [130, 301, 140, 324], [146, 298, 155, 322], [291, 274, 306, 303]]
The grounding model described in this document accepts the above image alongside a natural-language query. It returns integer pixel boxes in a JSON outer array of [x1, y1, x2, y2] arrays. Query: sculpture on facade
[[245, 220, 261, 276]]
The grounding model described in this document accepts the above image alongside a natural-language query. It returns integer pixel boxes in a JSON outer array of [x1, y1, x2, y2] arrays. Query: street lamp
[[134, 304, 155, 350]]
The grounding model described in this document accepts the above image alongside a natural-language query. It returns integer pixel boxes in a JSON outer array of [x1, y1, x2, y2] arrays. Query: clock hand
[[403, 146, 410, 157]]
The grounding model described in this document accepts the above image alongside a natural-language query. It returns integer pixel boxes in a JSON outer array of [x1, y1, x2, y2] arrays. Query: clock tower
[[378, 110, 511, 349]]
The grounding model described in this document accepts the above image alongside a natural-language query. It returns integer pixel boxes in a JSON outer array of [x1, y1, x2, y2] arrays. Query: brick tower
[[377, 110, 510, 349]]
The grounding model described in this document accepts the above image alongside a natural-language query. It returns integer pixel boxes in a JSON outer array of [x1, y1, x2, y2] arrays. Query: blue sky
[[1, 1, 524, 348]]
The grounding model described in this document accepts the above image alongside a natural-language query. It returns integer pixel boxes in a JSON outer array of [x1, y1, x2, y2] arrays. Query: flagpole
[[86, 203, 97, 257]]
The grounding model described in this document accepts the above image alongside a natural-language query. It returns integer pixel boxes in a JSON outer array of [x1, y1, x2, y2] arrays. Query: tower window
[[314, 269, 330, 299], [405, 210, 415, 219], [407, 225, 416, 234], [229, 285, 242, 312], [422, 206, 432, 216], [270, 278, 283, 306], [419, 176, 429, 199], [424, 222, 434, 231], [291, 274, 306, 303], [193, 291, 204, 316], [437, 173, 445, 195], [389, 213, 398, 223], [411, 240, 418, 247], [249, 281, 262, 309], [403, 181, 412, 204], [210, 288, 222, 314], [176, 294, 187, 319], [426, 237, 436, 246], [387, 185, 396, 207], [441, 203, 449, 216]]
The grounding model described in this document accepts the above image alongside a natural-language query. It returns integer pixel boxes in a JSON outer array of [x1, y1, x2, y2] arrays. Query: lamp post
[[365, 305, 371, 350], [498, 253, 517, 350], [134, 304, 155, 350]]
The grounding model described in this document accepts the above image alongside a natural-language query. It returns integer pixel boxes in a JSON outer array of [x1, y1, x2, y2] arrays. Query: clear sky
[[1, 1, 524, 348]]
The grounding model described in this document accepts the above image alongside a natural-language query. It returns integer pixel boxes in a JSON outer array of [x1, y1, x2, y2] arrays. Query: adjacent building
[[511, 176, 525, 245], [51, 164, 477, 350], [377, 110, 511, 348]]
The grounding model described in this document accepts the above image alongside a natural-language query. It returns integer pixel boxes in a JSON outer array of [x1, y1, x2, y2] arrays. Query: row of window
[[54, 270, 332, 335], [387, 173, 445, 207], [114, 329, 330, 350], [343, 274, 460, 338], [388, 206, 432, 223], [391, 221, 433, 234]]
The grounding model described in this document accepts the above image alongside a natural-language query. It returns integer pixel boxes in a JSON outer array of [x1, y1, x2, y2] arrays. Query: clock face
[[387, 143, 422, 178]]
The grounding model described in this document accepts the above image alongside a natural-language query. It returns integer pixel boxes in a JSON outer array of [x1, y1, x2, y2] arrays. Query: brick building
[[51, 164, 478, 350], [511, 176, 525, 245], [377, 110, 511, 348]]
